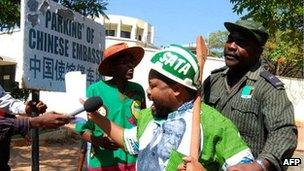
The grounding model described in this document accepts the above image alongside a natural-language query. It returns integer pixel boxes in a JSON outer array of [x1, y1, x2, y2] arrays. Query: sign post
[[30, 90, 40, 171]]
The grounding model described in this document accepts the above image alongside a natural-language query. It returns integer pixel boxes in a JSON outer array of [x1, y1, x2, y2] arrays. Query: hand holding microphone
[[68, 96, 103, 117]]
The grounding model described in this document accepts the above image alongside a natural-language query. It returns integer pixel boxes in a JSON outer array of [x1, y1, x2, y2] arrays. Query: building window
[[147, 32, 151, 43], [106, 30, 115, 36], [136, 28, 144, 41], [0, 65, 16, 91], [121, 31, 131, 38]]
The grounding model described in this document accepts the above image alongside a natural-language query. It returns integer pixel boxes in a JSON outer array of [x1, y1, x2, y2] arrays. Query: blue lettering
[[54, 36, 59, 55], [36, 30, 43, 51], [64, 39, 69, 57], [45, 10, 51, 28], [51, 12, 57, 31], [29, 55, 41, 78], [55, 60, 65, 81], [29, 28, 36, 49], [43, 57, 54, 80]]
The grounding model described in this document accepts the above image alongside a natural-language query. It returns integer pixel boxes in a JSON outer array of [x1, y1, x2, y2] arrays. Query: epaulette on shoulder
[[260, 70, 284, 89], [211, 66, 228, 74]]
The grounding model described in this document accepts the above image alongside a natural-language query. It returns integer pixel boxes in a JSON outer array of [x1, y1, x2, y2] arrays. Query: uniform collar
[[221, 63, 262, 81], [245, 65, 262, 81]]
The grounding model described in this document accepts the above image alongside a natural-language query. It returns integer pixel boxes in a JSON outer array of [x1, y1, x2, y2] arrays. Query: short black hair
[[150, 69, 197, 99], [150, 69, 175, 85]]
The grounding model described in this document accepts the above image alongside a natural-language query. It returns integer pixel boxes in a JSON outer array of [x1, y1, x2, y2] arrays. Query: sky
[[106, 0, 242, 46]]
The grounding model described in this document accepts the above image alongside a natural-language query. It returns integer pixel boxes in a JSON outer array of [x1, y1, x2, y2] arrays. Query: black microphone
[[68, 96, 103, 116]]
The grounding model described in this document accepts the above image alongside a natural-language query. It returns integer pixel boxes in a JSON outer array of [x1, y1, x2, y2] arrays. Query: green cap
[[150, 44, 200, 90], [224, 20, 269, 46]]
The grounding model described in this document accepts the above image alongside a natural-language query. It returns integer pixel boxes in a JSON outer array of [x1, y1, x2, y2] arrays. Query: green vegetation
[[230, 0, 303, 78], [208, 0, 303, 78], [0, 0, 108, 31], [207, 31, 229, 58]]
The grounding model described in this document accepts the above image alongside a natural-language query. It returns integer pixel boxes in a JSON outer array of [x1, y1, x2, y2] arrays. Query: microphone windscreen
[[83, 96, 103, 112]]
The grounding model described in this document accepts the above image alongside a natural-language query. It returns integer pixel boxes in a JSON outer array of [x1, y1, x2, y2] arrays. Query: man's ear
[[171, 83, 182, 97]]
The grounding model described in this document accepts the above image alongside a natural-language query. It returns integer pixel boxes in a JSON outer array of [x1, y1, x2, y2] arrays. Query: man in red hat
[[74, 42, 146, 170]]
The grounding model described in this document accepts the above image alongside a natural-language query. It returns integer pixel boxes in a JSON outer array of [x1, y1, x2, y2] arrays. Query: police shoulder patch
[[260, 70, 284, 89]]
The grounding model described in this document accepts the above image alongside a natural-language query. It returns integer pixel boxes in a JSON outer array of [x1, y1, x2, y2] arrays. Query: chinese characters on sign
[[22, 0, 105, 91], [29, 55, 98, 84]]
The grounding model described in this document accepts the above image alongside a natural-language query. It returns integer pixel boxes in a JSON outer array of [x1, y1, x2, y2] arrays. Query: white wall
[[279, 77, 304, 121], [130, 48, 159, 106], [0, 30, 23, 81], [0, 30, 22, 61], [202, 57, 225, 81]]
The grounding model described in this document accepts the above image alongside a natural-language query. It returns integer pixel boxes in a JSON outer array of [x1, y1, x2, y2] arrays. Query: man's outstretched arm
[[87, 111, 125, 148], [0, 112, 71, 140]]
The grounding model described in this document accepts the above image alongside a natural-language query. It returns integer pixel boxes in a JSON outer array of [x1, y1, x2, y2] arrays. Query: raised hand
[[177, 156, 206, 171], [92, 136, 119, 150], [29, 112, 71, 129], [25, 100, 47, 115]]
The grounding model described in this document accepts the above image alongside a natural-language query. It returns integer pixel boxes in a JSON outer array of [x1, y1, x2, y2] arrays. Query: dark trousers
[[77, 140, 88, 171], [0, 136, 11, 171]]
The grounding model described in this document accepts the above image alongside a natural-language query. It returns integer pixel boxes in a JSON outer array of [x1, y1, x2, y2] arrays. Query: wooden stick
[[189, 36, 208, 160]]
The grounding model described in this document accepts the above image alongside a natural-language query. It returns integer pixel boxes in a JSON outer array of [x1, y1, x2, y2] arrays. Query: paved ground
[[10, 137, 81, 171], [9, 136, 304, 171]]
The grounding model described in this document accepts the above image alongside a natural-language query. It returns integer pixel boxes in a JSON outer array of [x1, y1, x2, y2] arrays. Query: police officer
[[203, 20, 297, 171]]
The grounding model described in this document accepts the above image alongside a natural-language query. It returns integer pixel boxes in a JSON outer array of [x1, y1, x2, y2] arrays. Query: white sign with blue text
[[20, 0, 105, 91]]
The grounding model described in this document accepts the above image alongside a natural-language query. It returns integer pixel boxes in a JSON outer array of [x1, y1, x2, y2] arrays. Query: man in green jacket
[[88, 44, 254, 170], [75, 43, 146, 170], [203, 20, 297, 171]]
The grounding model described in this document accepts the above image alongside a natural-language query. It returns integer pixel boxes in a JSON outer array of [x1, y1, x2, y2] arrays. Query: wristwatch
[[256, 159, 267, 171]]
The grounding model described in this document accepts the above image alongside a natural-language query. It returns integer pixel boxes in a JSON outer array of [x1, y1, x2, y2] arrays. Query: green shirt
[[203, 66, 297, 171], [125, 103, 253, 171], [75, 80, 145, 169]]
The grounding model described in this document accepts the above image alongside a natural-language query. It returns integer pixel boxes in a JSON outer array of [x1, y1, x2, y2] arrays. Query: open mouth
[[151, 103, 156, 112], [225, 53, 239, 61], [225, 53, 235, 58], [127, 69, 134, 75], [125, 69, 134, 78]]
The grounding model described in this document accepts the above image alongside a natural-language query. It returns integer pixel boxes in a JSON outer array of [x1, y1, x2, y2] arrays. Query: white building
[[98, 15, 156, 48]]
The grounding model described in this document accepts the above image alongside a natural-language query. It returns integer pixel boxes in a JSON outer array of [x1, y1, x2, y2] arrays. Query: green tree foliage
[[207, 31, 229, 57], [0, 0, 108, 31], [54, 0, 108, 18], [230, 0, 303, 78], [263, 31, 303, 78], [0, 0, 20, 30]]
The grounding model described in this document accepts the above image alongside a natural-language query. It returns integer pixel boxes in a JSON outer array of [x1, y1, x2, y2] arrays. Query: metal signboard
[[20, 0, 105, 91]]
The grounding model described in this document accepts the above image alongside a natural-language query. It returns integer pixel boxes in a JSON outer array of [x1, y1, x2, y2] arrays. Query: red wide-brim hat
[[99, 42, 145, 76]]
